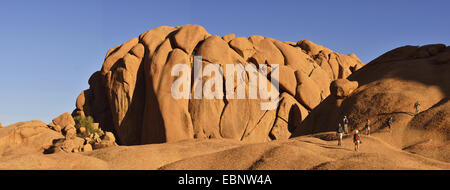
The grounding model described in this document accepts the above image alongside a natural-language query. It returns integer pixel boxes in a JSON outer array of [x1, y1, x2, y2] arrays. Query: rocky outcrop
[[93, 132, 118, 149], [0, 113, 116, 155], [329, 79, 359, 99], [48, 137, 85, 153], [48, 112, 75, 133], [73, 25, 365, 145], [294, 70, 322, 110], [0, 120, 63, 156], [45, 113, 118, 153], [291, 44, 450, 161], [269, 93, 308, 140]]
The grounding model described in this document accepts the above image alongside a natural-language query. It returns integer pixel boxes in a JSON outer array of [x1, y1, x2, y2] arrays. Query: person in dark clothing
[[386, 117, 393, 131], [414, 101, 420, 114], [365, 119, 371, 136], [353, 130, 362, 151], [337, 123, 343, 146]]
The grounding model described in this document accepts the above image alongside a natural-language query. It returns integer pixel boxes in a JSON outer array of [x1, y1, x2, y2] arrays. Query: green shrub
[[73, 115, 101, 137]]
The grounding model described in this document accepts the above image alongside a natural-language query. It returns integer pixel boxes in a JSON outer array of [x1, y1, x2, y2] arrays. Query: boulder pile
[[45, 112, 117, 153]]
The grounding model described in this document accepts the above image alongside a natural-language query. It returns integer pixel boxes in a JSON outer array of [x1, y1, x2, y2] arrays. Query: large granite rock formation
[[73, 25, 364, 145]]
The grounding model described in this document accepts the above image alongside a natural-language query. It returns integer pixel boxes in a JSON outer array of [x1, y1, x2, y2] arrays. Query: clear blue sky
[[0, 0, 449, 126]]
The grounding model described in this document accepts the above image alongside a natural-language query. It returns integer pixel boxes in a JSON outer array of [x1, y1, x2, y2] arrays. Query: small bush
[[74, 115, 101, 137], [74, 115, 93, 129]]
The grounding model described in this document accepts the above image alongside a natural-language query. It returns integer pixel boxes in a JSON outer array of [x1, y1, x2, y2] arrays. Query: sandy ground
[[0, 132, 448, 170]]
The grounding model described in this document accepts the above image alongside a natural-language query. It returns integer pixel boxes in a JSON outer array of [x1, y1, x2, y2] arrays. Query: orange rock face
[[291, 44, 450, 161], [73, 25, 364, 145]]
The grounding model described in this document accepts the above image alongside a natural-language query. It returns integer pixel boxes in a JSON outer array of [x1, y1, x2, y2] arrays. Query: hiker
[[337, 123, 344, 146], [353, 130, 361, 151], [414, 101, 420, 114], [386, 117, 393, 131], [365, 119, 371, 136], [343, 116, 349, 134]]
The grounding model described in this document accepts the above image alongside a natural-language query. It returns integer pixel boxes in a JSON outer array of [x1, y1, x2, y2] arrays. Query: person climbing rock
[[343, 116, 349, 134], [386, 117, 393, 131], [337, 123, 344, 146], [353, 130, 361, 151], [414, 101, 420, 114], [365, 119, 371, 136]]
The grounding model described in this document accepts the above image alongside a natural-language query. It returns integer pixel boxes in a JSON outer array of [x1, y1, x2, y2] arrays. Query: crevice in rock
[[229, 45, 245, 59], [218, 102, 228, 138], [308, 67, 316, 77], [326, 52, 337, 79], [241, 109, 270, 140], [166, 29, 180, 51]]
